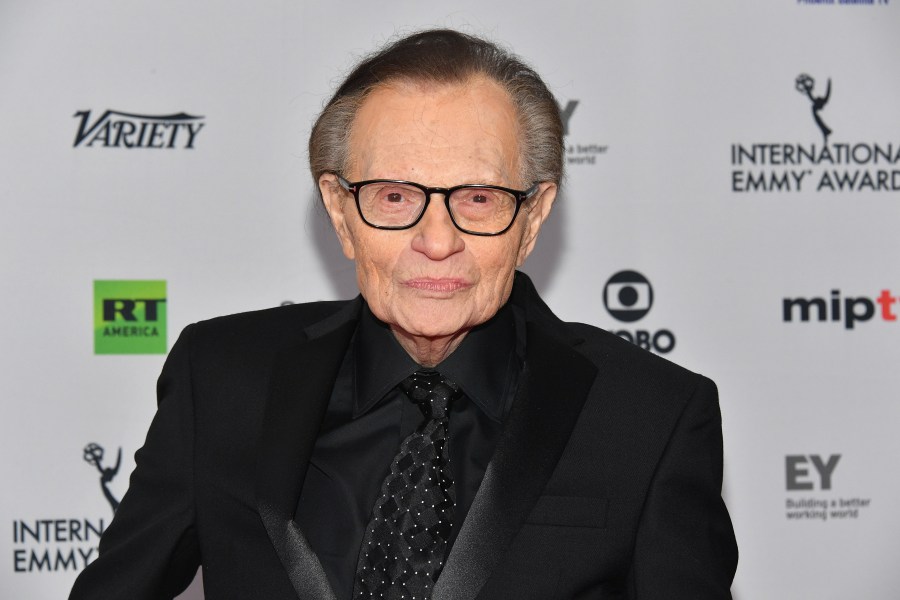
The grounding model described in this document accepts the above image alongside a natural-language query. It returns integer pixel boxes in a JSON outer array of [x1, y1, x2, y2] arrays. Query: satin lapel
[[255, 307, 358, 600], [432, 323, 598, 600]]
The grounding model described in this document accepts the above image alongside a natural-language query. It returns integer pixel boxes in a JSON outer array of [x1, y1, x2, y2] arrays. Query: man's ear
[[318, 173, 357, 261], [516, 181, 557, 267]]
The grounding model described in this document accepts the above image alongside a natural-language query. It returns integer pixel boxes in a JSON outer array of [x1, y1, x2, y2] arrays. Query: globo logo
[[603, 271, 675, 354]]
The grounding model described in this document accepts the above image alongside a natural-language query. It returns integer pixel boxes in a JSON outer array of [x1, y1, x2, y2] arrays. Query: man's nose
[[410, 196, 465, 260]]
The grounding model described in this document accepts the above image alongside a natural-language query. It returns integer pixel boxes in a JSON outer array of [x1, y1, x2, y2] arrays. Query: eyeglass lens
[[357, 182, 518, 233]]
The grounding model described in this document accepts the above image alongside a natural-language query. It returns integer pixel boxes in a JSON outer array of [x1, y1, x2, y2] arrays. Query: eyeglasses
[[336, 175, 539, 236]]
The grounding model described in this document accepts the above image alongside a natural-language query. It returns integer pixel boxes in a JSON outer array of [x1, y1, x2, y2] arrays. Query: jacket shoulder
[[564, 320, 710, 393], [185, 299, 358, 355]]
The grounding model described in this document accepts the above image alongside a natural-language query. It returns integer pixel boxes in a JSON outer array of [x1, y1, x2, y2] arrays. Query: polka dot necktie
[[353, 370, 461, 600]]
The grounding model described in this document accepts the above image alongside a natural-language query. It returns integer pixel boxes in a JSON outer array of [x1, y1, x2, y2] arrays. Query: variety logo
[[73, 110, 204, 149], [602, 270, 675, 354], [730, 74, 900, 193], [94, 280, 167, 354], [782, 288, 897, 329], [784, 454, 872, 523], [557, 99, 608, 166]]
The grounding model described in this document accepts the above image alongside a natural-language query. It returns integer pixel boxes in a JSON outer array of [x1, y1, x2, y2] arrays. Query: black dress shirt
[[294, 301, 525, 599]]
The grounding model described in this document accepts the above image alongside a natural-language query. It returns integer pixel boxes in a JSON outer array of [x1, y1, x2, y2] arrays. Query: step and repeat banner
[[2, 1, 898, 598]]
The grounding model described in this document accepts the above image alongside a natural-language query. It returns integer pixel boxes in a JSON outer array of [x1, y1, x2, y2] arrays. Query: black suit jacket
[[70, 272, 737, 599]]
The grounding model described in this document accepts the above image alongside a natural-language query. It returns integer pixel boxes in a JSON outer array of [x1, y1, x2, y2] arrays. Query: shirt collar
[[354, 301, 524, 422]]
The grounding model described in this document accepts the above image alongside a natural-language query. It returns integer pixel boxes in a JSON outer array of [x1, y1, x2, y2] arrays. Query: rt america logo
[[73, 109, 204, 148], [94, 280, 167, 354], [603, 270, 675, 354]]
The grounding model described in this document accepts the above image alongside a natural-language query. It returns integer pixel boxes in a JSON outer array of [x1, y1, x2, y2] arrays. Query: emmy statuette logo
[[795, 73, 832, 143], [83, 443, 122, 514]]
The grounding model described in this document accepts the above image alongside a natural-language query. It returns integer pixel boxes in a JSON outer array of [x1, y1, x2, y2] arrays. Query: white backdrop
[[2, 1, 899, 598]]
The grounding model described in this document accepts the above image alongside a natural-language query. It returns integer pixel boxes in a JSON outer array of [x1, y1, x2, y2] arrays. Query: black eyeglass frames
[[335, 175, 539, 236]]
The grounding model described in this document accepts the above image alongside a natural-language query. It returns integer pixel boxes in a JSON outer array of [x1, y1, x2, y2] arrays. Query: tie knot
[[399, 370, 459, 419]]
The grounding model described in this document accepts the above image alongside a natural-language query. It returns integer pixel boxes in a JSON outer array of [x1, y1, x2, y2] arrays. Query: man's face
[[320, 77, 556, 348]]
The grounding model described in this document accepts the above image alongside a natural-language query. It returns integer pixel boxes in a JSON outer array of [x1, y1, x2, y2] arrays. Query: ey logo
[[93, 280, 167, 354], [786, 454, 841, 491]]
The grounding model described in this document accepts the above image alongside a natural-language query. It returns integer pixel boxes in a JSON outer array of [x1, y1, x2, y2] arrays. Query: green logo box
[[94, 280, 167, 355]]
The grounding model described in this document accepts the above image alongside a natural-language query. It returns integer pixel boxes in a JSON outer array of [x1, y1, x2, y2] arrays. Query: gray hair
[[308, 29, 563, 192]]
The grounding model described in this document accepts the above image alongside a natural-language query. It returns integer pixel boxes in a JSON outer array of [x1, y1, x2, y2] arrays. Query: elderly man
[[70, 29, 737, 600]]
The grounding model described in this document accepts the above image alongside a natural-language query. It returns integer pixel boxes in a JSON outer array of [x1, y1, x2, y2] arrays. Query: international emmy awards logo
[[83, 443, 122, 514], [795, 73, 832, 143]]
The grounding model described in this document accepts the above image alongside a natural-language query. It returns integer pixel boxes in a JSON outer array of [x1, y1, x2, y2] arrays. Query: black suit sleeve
[[70, 326, 201, 600], [628, 377, 738, 599]]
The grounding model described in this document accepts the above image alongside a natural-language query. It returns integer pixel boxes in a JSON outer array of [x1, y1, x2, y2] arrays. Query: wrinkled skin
[[319, 77, 556, 366]]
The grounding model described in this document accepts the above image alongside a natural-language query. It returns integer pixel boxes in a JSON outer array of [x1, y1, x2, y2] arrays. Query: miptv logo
[[782, 288, 898, 329]]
